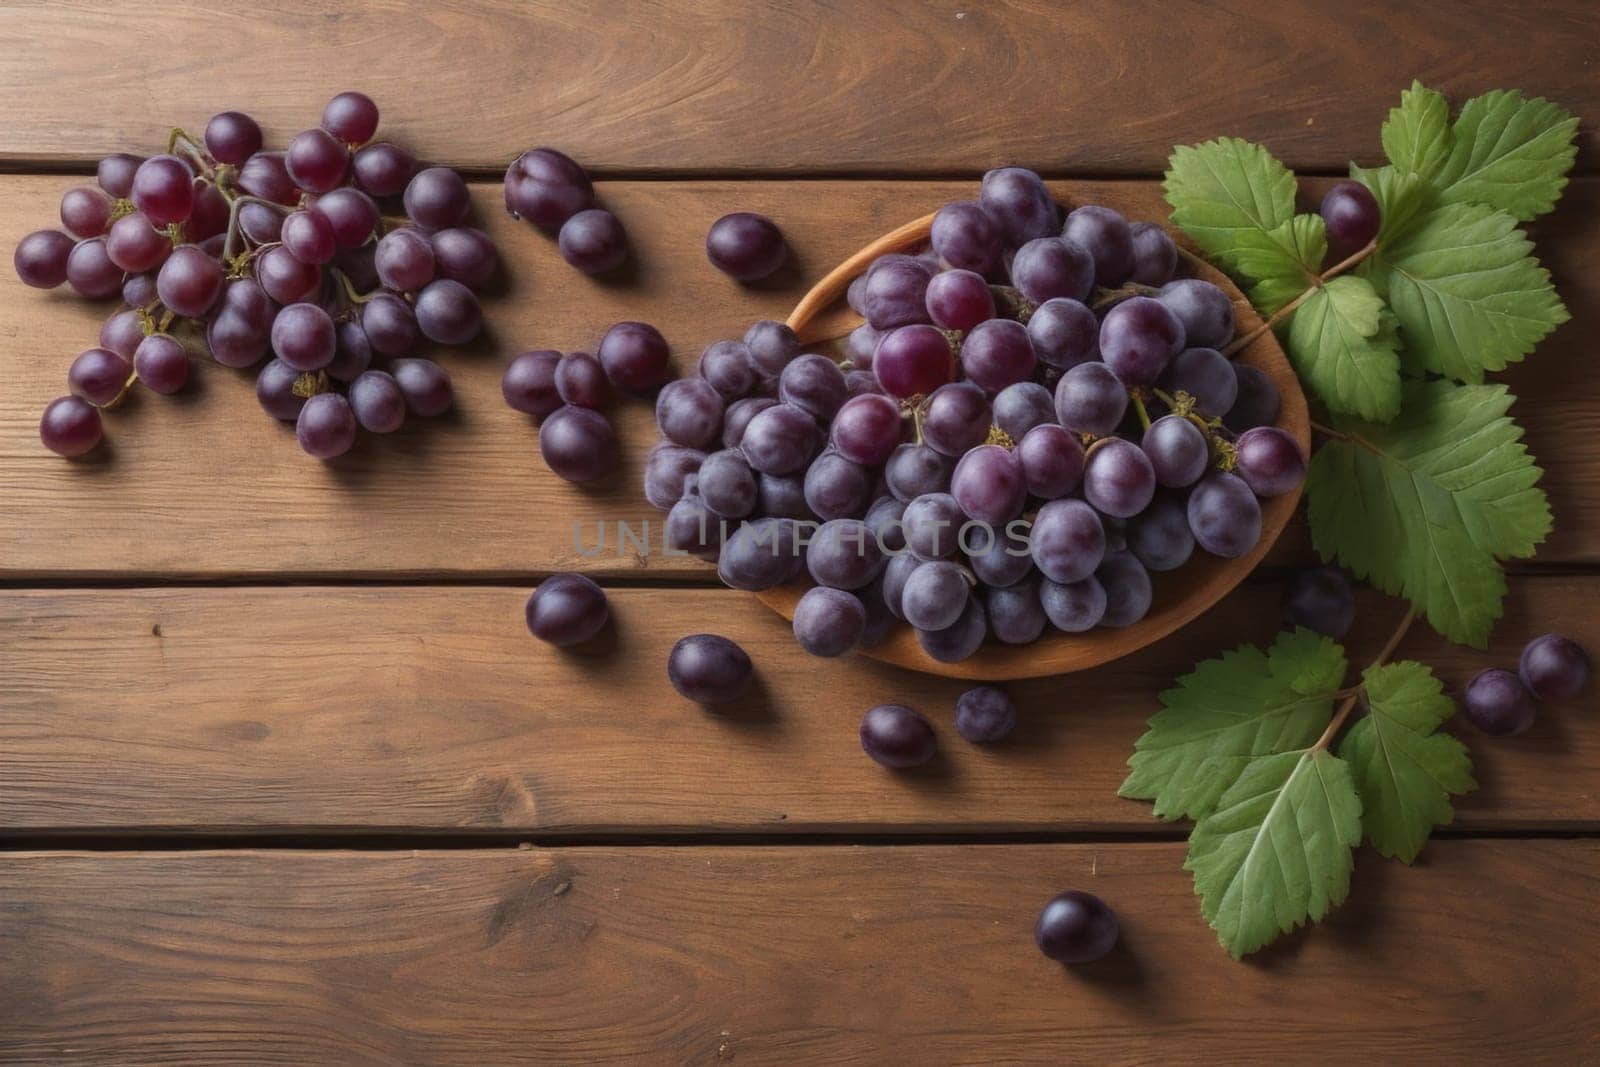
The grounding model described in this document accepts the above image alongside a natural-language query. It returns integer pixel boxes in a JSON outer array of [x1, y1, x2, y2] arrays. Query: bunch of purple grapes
[[16, 92, 499, 460], [635, 167, 1306, 664]]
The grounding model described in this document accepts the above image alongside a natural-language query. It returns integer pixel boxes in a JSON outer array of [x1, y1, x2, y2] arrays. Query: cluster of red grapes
[[627, 166, 1305, 664], [15, 91, 498, 459]]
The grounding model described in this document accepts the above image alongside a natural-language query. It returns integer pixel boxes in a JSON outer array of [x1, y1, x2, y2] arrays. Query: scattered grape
[[706, 211, 787, 281], [860, 704, 937, 769], [526, 573, 609, 647], [1462, 668, 1537, 737], [1034, 890, 1118, 963], [1519, 634, 1590, 702], [668, 634, 753, 703], [560, 208, 629, 274]]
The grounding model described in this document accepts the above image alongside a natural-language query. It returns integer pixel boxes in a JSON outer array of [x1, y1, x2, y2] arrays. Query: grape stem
[[1311, 606, 1417, 751], [220, 194, 278, 263], [166, 127, 216, 179], [1219, 238, 1379, 357], [1129, 392, 1153, 431], [331, 269, 379, 307]]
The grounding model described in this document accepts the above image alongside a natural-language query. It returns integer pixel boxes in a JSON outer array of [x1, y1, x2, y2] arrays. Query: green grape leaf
[[1235, 214, 1326, 313], [1165, 138, 1296, 270], [1381, 80, 1453, 179], [1349, 163, 1431, 246], [1120, 629, 1346, 822], [1185, 749, 1362, 958], [1339, 661, 1476, 862], [1282, 275, 1402, 422], [1366, 202, 1568, 382], [1305, 379, 1551, 646], [1433, 89, 1579, 221]]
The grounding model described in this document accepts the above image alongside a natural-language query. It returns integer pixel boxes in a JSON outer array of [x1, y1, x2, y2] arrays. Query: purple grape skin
[[979, 167, 1058, 247], [1027, 298, 1098, 371], [666, 496, 726, 560], [706, 211, 787, 281], [270, 303, 337, 372], [1157, 279, 1234, 350], [1017, 424, 1085, 499], [698, 449, 759, 519], [723, 396, 778, 449], [39, 395, 103, 457], [314, 188, 380, 250], [1096, 550, 1152, 628], [860, 704, 937, 768], [1234, 426, 1306, 497], [698, 340, 757, 400], [1225, 363, 1282, 434], [992, 382, 1055, 441], [429, 226, 498, 289], [969, 526, 1034, 588], [1519, 634, 1591, 701], [555, 352, 609, 409], [885, 443, 955, 502], [881, 553, 920, 619], [96, 153, 143, 198], [807, 518, 886, 590], [924, 268, 996, 333], [741, 403, 821, 475], [717, 517, 805, 591], [321, 91, 380, 144], [1462, 668, 1537, 736], [60, 186, 114, 239], [655, 378, 725, 450], [757, 472, 814, 521], [286, 128, 351, 195], [804, 450, 874, 520], [1321, 181, 1381, 257], [353, 142, 419, 198], [348, 370, 407, 433], [390, 358, 454, 417], [130, 333, 187, 395], [922, 381, 992, 457], [1128, 222, 1178, 286], [526, 573, 609, 647], [1084, 438, 1156, 518], [1035, 890, 1119, 964], [293, 393, 357, 459], [1187, 471, 1262, 558], [793, 586, 867, 657], [930, 200, 1002, 276], [952, 445, 1026, 525], [1030, 499, 1106, 584], [504, 148, 595, 231], [858, 578, 896, 649], [255, 360, 309, 421], [1054, 361, 1127, 435], [281, 209, 337, 266], [873, 323, 956, 399], [984, 572, 1048, 645], [1010, 237, 1094, 306], [1128, 494, 1195, 572], [130, 155, 195, 226], [902, 492, 965, 561], [831, 393, 903, 467], [779, 354, 848, 421], [204, 111, 263, 165], [326, 321, 373, 383], [597, 321, 672, 394], [238, 201, 285, 246], [643, 444, 707, 510], [106, 214, 172, 273], [917, 597, 988, 664], [122, 272, 157, 307], [540, 405, 619, 483], [560, 208, 629, 274], [1159, 346, 1238, 417], [1282, 566, 1356, 639], [415, 279, 482, 345], [864, 495, 908, 553], [899, 559, 970, 632], [256, 245, 321, 305], [1040, 575, 1107, 632], [361, 292, 419, 356], [1099, 295, 1185, 388], [955, 686, 1017, 743], [68, 348, 131, 406], [743, 319, 801, 378], [960, 318, 1036, 394], [861, 256, 934, 330], [1062, 205, 1134, 287], [374, 228, 435, 292], [66, 238, 124, 299], [237, 151, 298, 206], [403, 167, 471, 231], [847, 323, 883, 369], [1142, 414, 1210, 488], [15, 229, 76, 288], [99, 309, 145, 360], [668, 634, 753, 703]]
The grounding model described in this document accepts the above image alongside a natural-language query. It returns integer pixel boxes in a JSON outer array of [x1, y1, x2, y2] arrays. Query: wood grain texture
[[0, 1, 1594, 175], [4, 580, 1595, 834], [2, 176, 1595, 578], [1, 843, 1595, 1064]]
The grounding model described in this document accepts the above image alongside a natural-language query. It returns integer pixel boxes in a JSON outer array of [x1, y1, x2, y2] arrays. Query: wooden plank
[[0, 842, 1594, 1063], [0, 1, 1594, 175], [4, 579, 1595, 834], [2, 176, 1596, 577]]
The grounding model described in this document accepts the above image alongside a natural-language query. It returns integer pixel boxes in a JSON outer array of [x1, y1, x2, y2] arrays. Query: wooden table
[[2, 2, 1597, 1062]]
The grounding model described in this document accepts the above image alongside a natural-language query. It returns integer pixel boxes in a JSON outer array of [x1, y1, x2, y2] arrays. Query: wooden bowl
[[756, 210, 1308, 680]]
